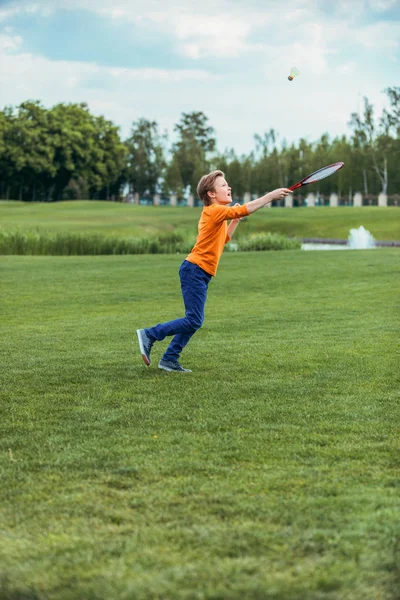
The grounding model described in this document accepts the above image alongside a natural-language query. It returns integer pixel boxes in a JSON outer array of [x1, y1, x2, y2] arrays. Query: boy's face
[[208, 176, 232, 205]]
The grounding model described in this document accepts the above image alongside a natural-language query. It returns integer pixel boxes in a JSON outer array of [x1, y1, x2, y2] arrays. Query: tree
[[384, 86, 400, 136], [171, 111, 216, 194], [213, 149, 244, 200], [2, 89, 399, 203], [0, 107, 14, 199], [90, 115, 127, 199], [0, 102, 57, 201], [253, 129, 280, 194], [163, 156, 184, 197], [47, 102, 102, 200], [349, 99, 373, 195], [382, 87, 400, 195], [0, 102, 128, 201], [330, 135, 354, 200], [349, 96, 389, 195], [226, 157, 245, 200], [313, 134, 333, 197], [125, 118, 165, 196]]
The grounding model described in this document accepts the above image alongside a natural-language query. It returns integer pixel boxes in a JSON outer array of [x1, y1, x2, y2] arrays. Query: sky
[[0, 0, 399, 155]]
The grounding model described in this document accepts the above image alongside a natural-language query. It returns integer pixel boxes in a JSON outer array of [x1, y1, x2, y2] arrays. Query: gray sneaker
[[136, 329, 154, 366], [158, 359, 192, 373]]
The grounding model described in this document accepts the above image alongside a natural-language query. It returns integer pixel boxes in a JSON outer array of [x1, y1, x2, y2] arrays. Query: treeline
[[0, 87, 399, 202]]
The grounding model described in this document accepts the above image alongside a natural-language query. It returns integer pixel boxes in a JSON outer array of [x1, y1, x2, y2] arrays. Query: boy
[[137, 170, 291, 372]]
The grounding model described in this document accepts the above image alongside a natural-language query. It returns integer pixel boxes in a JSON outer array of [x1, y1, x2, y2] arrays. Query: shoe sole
[[136, 329, 150, 366], [158, 364, 192, 373]]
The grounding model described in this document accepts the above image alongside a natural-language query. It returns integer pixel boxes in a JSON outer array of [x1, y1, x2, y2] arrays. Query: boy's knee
[[187, 314, 203, 331]]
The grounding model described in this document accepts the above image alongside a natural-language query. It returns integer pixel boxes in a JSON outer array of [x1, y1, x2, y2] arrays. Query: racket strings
[[303, 164, 342, 184]]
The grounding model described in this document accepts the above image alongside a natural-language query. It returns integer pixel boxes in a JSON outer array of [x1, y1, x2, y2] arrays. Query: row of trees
[[0, 88, 399, 202]]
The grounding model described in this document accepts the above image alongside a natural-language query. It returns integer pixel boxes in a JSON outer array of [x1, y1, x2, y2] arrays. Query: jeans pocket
[[179, 261, 189, 275]]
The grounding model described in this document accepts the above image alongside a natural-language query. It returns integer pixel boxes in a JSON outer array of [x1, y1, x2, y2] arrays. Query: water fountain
[[302, 226, 376, 251], [347, 226, 376, 249]]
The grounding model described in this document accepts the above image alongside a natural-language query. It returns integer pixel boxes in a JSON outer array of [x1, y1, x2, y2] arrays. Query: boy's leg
[[161, 332, 194, 362], [143, 261, 210, 361], [161, 265, 210, 363]]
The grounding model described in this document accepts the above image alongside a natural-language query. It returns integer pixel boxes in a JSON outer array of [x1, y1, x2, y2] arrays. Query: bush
[[237, 232, 301, 251], [0, 229, 194, 256], [0, 229, 300, 256]]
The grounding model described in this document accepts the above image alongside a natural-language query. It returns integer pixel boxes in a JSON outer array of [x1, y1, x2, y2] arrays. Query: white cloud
[[351, 21, 400, 49], [0, 2, 49, 20], [92, 5, 269, 58], [0, 0, 397, 154], [0, 45, 214, 138], [0, 49, 212, 87], [336, 61, 357, 74], [329, 0, 399, 17], [253, 22, 335, 78], [1, 0, 399, 62], [173, 14, 253, 58], [0, 32, 22, 51], [369, 0, 399, 10], [109, 66, 213, 82], [0, 6, 20, 22], [284, 7, 310, 22]]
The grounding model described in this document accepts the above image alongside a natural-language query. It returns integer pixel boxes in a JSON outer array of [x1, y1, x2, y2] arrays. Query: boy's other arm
[[227, 203, 244, 240], [246, 188, 292, 214], [227, 218, 240, 240]]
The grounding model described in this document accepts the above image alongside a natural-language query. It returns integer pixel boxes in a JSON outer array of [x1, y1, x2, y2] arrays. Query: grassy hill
[[1, 200, 399, 241]]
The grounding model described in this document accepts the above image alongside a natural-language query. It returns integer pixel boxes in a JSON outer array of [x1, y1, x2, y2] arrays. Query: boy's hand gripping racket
[[288, 162, 344, 191]]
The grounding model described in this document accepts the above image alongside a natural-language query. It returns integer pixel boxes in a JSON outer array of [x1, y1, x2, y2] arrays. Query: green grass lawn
[[1, 200, 399, 241], [1, 250, 399, 599]]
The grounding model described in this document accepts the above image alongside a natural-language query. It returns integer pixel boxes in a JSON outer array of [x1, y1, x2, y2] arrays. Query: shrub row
[[0, 229, 300, 256], [0, 230, 194, 256], [235, 232, 301, 251]]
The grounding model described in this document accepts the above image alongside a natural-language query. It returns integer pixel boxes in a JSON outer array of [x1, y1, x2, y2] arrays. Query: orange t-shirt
[[186, 203, 249, 276]]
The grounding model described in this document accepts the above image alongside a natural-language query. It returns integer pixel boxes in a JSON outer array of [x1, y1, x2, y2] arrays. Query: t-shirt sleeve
[[209, 203, 249, 223]]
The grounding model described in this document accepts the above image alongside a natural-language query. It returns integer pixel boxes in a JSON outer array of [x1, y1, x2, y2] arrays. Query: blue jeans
[[145, 260, 212, 362]]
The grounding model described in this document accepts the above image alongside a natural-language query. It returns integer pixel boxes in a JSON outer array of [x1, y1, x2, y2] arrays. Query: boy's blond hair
[[197, 170, 224, 206]]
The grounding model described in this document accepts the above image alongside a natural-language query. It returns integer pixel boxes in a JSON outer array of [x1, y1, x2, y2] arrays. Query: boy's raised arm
[[246, 188, 292, 214]]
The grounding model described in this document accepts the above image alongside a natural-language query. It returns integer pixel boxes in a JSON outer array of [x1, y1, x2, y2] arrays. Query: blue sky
[[0, 0, 399, 154]]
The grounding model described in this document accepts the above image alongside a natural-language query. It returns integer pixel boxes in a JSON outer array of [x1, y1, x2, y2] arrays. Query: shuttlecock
[[288, 66, 300, 81]]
